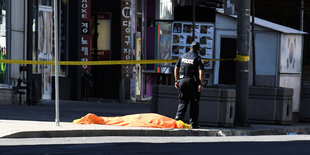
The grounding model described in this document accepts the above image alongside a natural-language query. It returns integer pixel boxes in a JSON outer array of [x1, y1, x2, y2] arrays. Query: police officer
[[174, 41, 204, 129]]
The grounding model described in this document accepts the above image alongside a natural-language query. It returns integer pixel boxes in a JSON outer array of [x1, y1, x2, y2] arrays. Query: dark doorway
[[86, 0, 121, 100], [89, 13, 113, 99], [219, 38, 237, 84]]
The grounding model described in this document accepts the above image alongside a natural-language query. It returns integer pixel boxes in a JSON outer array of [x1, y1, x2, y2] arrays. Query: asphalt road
[[1, 136, 310, 155]]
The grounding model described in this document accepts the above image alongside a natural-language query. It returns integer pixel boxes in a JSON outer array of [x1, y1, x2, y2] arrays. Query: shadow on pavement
[[0, 100, 151, 122]]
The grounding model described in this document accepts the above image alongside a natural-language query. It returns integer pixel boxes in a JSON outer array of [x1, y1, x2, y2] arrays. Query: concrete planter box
[[211, 85, 293, 125], [248, 86, 293, 125], [300, 86, 310, 122], [152, 84, 293, 126], [151, 85, 236, 127]]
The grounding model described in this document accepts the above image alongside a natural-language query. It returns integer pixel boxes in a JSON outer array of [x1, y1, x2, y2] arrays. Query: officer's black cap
[[191, 41, 200, 50]]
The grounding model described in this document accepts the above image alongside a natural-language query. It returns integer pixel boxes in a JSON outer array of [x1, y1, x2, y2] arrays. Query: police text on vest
[[182, 58, 194, 64]]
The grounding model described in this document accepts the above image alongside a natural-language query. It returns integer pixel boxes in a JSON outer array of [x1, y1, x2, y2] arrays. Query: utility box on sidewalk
[[151, 85, 235, 127], [300, 86, 310, 122]]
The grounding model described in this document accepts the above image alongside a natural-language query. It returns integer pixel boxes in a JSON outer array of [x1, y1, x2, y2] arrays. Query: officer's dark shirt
[[175, 51, 204, 79]]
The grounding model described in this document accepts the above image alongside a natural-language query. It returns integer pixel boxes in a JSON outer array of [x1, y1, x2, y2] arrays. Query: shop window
[[160, 0, 173, 20], [33, 0, 52, 74], [96, 13, 111, 60], [39, 0, 52, 6], [32, 0, 69, 99], [0, 0, 7, 84], [32, 0, 68, 76], [156, 22, 172, 74], [34, 0, 53, 99], [154, 0, 173, 74]]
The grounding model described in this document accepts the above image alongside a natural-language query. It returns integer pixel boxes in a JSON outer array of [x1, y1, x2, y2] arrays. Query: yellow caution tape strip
[[0, 60, 55, 65], [0, 57, 246, 66], [203, 58, 236, 62], [60, 59, 179, 65], [236, 55, 250, 62], [0, 59, 178, 65]]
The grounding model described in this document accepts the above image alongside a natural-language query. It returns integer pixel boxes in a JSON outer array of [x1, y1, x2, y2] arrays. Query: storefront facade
[[1, 0, 27, 87], [28, 0, 132, 102], [86, 0, 220, 101], [23, 0, 222, 103]]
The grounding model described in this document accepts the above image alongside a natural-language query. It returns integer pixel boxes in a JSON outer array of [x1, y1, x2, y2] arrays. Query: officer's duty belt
[[180, 75, 195, 79]]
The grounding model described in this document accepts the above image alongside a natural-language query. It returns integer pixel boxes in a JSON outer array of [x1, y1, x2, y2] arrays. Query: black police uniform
[[175, 49, 204, 127]]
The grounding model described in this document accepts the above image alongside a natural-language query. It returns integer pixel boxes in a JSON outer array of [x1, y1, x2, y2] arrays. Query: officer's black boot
[[190, 122, 200, 129], [175, 116, 183, 121]]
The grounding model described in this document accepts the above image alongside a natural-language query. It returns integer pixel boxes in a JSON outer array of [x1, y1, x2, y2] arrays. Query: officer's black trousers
[[175, 77, 200, 124]]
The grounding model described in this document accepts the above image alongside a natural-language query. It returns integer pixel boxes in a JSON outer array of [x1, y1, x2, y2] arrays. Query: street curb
[[222, 125, 310, 136], [2, 125, 310, 138], [2, 129, 220, 138]]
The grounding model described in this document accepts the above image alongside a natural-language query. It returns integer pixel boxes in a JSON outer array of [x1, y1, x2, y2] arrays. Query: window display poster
[[38, 5, 53, 100], [280, 35, 302, 73], [171, 22, 215, 69]]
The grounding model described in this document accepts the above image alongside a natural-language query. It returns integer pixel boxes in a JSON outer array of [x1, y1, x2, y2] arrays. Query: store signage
[[171, 22, 215, 69], [81, 0, 91, 72], [121, 0, 133, 78]]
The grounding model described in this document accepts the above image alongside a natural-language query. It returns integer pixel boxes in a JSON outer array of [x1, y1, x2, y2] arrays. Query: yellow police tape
[[236, 55, 250, 62], [0, 59, 177, 65], [0, 57, 246, 66]]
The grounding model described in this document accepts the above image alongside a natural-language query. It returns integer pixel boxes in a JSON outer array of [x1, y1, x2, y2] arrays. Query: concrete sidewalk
[[1, 100, 310, 138], [0, 120, 222, 138], [2, 119, 310, 138]]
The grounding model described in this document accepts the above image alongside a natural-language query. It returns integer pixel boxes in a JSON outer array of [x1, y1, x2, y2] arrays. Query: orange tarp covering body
[[73, 113, 189, 129]]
